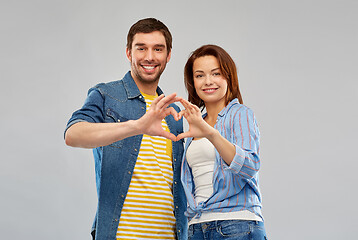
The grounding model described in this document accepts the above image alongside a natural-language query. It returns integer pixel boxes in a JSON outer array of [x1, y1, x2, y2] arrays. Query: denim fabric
[[65, 71, 187, 240], [188, 220, 267, 240]]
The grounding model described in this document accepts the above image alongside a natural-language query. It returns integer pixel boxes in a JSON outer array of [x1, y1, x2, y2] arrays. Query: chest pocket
[[105, 108, 129, 148]]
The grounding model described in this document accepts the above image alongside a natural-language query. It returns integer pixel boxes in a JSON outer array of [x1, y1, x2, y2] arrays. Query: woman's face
[[193, 55, 228, 108]]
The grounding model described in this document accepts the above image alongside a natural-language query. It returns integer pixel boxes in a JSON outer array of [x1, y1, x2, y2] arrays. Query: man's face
[[126, 31, 171, 85]]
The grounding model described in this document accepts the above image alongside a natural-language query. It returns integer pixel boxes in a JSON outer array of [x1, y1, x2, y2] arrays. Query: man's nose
[[144, 49, 154, 61]]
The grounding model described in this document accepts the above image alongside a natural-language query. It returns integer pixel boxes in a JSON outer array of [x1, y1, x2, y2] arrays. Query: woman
[[177, 44, 267, 239]]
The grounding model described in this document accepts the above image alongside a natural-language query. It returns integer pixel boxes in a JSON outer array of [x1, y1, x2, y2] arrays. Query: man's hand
[[137, 93, 182, 141], [65, 93, 182, 148]]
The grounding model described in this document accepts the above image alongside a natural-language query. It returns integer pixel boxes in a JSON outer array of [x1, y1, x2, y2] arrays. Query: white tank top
[[186, 138, 262, 225], [186, 138, 216, 203]]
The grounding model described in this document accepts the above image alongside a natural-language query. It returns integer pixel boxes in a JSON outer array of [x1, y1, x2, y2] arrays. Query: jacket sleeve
[[64, 87, 106, 134], [225, 107, 261, 180]]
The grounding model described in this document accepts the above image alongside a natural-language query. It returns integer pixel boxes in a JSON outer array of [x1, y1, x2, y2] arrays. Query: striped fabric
[[181, 98, 263, 222], [116, 93, 175, 240]]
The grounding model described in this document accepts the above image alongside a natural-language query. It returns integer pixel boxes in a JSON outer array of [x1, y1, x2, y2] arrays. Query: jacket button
[[178, 230, 181, 233], [174, 158, 176, 161], [121, 195, 124, 198], [175, 206, 178, 209], [134, 149, 138, 152], [174, 181, 177, 184], [128, 171, 131, 174]]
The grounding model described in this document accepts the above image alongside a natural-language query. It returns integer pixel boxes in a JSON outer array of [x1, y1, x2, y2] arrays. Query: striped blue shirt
[[181, 98, 263, 221]]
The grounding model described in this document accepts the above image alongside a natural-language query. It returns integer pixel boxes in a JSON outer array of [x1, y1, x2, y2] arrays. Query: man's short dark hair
[[127, 18, 172, 53]]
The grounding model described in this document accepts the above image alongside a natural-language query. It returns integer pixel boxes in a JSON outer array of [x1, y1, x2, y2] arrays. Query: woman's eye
[[195, 74, 203, 78], [213, 72, 220, 76]]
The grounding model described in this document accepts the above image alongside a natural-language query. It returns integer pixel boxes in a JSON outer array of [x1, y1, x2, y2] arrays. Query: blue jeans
[[188, 220, 267, 240]]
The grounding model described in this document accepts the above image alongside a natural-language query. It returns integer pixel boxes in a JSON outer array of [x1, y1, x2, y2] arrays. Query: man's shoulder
[[89, 78, 127, 100], [93, 79, 124, 91], [91, 71, 131, 92]]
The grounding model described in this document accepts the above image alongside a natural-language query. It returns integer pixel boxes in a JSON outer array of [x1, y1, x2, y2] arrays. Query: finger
[[192, 104, 201, 112], [185, 103, 195, 114], [178, 110, 185, 120], [180, 99, 191, 112], [176, 132, 192, 141], [182, 100, 200, 114], [180, 99, 192, 107], [180, 99, 196, 113], [156, 93, 177, 109], [162, 97, 181, 109], [160, 130, 177, 142], [151, 94, 172, 109], [151, 94, 165, 105], [164, 107, 180, 121]]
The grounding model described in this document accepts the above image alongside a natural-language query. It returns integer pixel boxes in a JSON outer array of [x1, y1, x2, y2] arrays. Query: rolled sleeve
[[225, 107, 261, 179], [64, 87, 105, 136]]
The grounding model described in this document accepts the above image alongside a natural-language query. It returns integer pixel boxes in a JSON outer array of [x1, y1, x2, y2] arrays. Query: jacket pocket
[[105, 108, 129, 123], [105, 108, 129, 148]]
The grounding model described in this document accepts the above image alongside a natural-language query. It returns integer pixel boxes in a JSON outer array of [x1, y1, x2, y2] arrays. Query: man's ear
[[166, 50, 171, 63], [126, 48, 132, 62]]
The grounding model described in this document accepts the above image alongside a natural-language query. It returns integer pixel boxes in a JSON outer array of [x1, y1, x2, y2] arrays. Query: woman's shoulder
[[226, 99, 254, 116]]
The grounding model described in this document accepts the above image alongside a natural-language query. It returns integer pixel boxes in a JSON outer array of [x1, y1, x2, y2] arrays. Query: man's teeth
[[143, 66, 155, 69]]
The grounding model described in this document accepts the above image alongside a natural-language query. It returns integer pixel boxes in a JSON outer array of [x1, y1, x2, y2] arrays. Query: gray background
[[1, 0, 357, 239]]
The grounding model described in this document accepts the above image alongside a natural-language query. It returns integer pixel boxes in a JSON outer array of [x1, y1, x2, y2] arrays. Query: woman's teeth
[[203, 88, 217, 92]]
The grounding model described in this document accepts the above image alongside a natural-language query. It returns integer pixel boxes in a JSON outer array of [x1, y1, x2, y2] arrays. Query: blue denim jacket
[[65, 71, 187, 240]]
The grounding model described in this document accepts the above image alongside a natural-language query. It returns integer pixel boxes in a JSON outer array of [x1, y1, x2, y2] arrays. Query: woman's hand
[[177, 99, 236, 165], [176, 99, 217, 141]]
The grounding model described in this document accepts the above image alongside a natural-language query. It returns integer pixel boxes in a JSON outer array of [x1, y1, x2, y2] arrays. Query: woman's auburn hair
[[184, 44, 243, 109]]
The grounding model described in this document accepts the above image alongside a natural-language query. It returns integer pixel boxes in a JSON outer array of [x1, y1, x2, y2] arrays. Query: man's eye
[[155, 48, 163, 52]]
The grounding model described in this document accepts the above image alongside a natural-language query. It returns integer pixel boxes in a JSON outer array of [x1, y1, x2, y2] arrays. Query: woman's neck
[[204, 102, 226, 127]]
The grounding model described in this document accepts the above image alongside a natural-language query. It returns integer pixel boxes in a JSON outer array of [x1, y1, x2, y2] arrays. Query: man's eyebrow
[[154, 44, 166, 48], [134, 43, 145, 47], [134, 43, 166, 48]]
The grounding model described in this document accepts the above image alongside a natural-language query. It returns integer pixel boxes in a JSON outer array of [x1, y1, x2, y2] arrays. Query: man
[[65, 18, 187, 240]]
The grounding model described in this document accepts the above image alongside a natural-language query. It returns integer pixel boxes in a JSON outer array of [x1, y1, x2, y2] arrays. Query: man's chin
[[138, 73, 161, 83], [138, 77, 160, 84]]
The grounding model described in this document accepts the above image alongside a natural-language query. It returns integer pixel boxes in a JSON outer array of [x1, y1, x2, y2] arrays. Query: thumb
[[176, 132, 191, 141], [177, 110, 186, 120]]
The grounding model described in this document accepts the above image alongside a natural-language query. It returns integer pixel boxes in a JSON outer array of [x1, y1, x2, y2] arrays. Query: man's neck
[[137, 83, 158, 96], [131, 74, 159, 96]]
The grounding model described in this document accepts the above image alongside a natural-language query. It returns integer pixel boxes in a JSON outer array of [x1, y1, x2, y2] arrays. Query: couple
[[65, 18, 267, 240]]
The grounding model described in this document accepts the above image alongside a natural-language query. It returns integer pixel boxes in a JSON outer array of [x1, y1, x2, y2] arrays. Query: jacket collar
[[122, 71, 164, 99]]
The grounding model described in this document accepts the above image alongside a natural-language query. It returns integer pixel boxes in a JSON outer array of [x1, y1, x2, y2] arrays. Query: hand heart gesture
[[176, 99, 216, 141]]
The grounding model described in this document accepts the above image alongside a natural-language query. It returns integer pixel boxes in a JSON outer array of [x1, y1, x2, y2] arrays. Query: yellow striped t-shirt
[[116, 93, 175, 240]]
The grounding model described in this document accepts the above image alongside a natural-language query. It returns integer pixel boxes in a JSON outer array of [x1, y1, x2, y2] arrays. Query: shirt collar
[[218, 98, 240, 117], [122, 71, 164, 99]]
